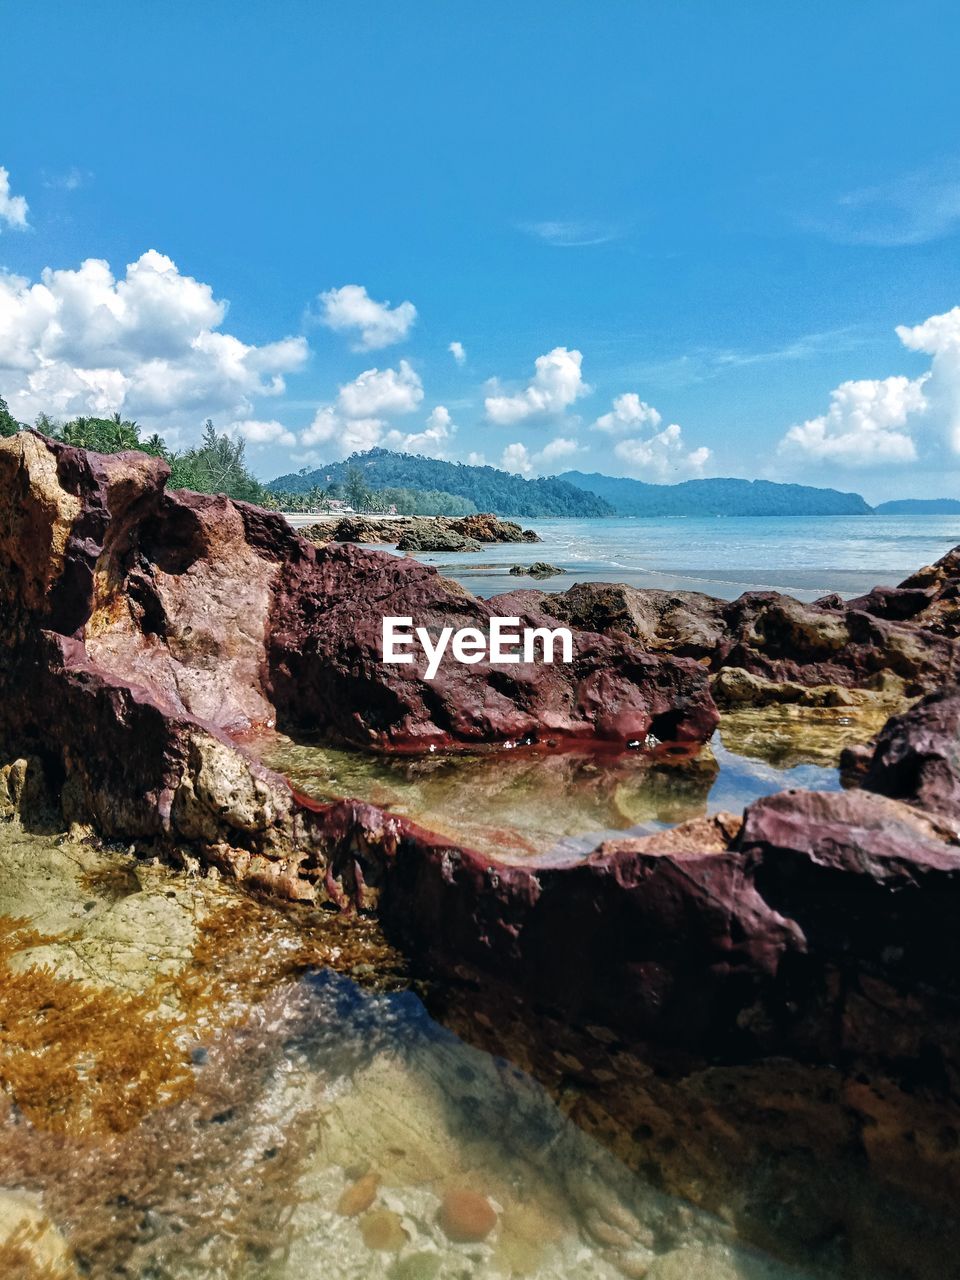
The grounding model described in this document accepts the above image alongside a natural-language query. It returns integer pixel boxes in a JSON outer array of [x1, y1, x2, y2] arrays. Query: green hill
[[874, 498, 960, 514], [268, 449, 615, 517], [560, 472, 873, 517]]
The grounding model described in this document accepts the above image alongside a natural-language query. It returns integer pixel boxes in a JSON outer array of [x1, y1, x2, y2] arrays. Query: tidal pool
[[0, 705, 950, 1279], [0, 822, 829, 1280], [255, 724, 843, 862]]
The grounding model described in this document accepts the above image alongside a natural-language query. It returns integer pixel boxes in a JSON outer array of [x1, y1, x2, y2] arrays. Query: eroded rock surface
[[494, 548, 960, 695]]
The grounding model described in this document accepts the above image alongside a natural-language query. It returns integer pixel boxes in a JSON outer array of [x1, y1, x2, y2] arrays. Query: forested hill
[[874, 498, 960, 514], [560, 472, 873, 516], [268, 449, 615, 517]]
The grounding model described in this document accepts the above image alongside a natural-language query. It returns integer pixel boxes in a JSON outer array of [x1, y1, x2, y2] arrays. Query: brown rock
[[336, 1171, 380, 1216], [360, 1208, 408, 1250], [438, 1188, 498, 1242], [862, 686, 960, 824]]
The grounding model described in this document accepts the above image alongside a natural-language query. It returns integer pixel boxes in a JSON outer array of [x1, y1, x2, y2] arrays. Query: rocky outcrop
[[303, 511, 541, 547], [3, 431, 960, 1077], [395, 521, 482, 552], [449, 512, 540, 543], [493, 566, 960, 695], [508, 562, 563, 578], [0, 432, 716, 865], [859, 686, 960, 826]]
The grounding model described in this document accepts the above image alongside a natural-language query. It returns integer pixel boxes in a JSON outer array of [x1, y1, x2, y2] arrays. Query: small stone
[[583, 1206, 635, 1250], [389, 1252, 442, 1280], [438, 1188, 498, 1242], [644, 1246, 741, 1280], [360, 1208, 408, 1251], [337, 1171, 380, 1216], [613, 1245, 657, 1278]]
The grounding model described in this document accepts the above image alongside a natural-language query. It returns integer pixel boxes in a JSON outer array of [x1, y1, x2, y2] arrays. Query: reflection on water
[[256, 730, 841, 860]]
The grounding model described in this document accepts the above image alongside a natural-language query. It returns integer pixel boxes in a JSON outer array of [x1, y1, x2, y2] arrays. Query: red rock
[[861, 686, 960, 824], [438, 1189, 498, 1241]]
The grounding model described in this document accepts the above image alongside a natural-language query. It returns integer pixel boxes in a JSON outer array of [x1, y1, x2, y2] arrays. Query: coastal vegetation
[[269, 447, 617, 517], [560, 470, 874, 516]]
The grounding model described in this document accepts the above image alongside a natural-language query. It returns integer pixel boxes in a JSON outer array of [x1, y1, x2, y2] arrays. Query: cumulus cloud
[[336, 359, 423, 418], [0, 249, 308, 429], [774, 304, 960, 468], [467, 450, 486, 466], [383, 404, 455, 458], [485, 346, 590, 424], [593, 392, 662, 434], [0, 166, 28, 231], [500, 436, 583, 476], [315, 284, 417, 351], [301, 407, 385, 455], [300, 368, 436, 461], [779, 376, 926, 466], [614, 425, 711, 479], [896, 306, 960, 451], [448, 340, 466, 365], [225, 418, 297, 448], [590, 390, 711, 478], [500, 442, 534, 475]]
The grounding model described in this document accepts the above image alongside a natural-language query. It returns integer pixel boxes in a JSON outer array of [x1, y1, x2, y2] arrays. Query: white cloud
[[896, 306, 960, 451], [383, 405, 456, 458], [315, 284, 416, 350], [499, 436, 583, 477], [500, 442, 533, 475], [537, 436, 582, 467], [336, 359, 423, 418], [614, 424, 712, 479], [466, 450, 486, 466], [485, 346, 590, 424], [0, 166, 28, 231], [593, 392, 662, 434], [225, 418, 296, 448], [301, 407, 385, 455], [521, 220, 618, 248], [0, 249, 308, 429], [779, 376, 926, 466], [590, 389, 711, 478], [448, 340, 466, 365]]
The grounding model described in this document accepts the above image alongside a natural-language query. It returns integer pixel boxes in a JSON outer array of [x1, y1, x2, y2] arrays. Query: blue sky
[[3, 1, 960, 500]]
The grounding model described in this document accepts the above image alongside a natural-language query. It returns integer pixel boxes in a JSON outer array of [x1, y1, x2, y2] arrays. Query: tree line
[[0, 400, 475, 514]]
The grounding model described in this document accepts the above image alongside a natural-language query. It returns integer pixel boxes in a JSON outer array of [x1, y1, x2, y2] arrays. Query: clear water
[[0, 823, 823, 1280], [258, 728, 841, 863], [393, 513, 960, 601]]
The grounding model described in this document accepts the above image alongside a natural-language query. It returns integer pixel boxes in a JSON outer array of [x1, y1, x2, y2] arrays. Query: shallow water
[[0, 822, 823, 1280], [257, 726, 841, 862], [374, 513, 960, 601]]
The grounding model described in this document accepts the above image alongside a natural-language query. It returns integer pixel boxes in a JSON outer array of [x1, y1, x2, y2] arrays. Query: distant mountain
[[874, 498, 960, 515], [560, 472, 873, 517], [268, 449, 615, 517]]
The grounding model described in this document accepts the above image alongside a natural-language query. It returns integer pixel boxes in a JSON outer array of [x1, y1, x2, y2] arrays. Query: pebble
[[583, 1205, 636, 1250], [336, 1171, 380, 1217], [438, 1188, 498, 1242], [360, 1208, 408, 1251], [613, 1244, 657, 1278], [389, 1252, 442, 1280]]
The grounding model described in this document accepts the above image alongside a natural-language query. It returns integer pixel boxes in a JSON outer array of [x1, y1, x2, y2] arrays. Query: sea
[[401, 513, 960, 601]]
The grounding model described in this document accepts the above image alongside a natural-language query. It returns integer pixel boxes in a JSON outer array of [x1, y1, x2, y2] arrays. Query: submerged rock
[[438, 1188, 498, 1241], [508, 562, 563, 578]]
